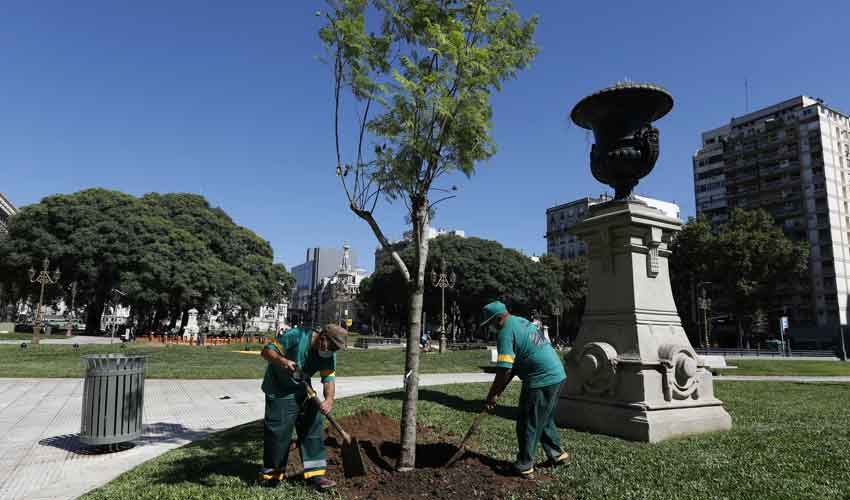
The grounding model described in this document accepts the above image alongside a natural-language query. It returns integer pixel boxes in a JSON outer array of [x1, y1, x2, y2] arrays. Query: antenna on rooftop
[[744, 78, 750, 113]]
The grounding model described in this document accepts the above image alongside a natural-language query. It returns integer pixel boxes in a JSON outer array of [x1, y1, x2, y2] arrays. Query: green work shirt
[[261, 327, 337, 398], [495, 315, 566, 389]]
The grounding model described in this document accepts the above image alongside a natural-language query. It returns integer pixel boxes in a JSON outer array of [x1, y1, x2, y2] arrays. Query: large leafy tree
[[540, 254, 588, 342], [669, 209, 809, 347], [319, 0, 538, 469], [669, 215, 716, 344], [0, 189, 292, 336], [361, 235, 564, 339], [0, 189, 147, 334]]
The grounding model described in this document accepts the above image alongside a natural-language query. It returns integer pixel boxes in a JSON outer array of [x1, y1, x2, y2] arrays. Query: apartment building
[[694, 96, 850, 327]]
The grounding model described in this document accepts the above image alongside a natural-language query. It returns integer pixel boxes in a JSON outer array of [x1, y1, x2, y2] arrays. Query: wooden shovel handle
[[323, 411, 352, 443], [301, 380, 352, 442]]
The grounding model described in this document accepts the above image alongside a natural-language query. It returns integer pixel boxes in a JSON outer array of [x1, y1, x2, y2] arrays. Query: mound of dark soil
[[284, 410, 547, 500]]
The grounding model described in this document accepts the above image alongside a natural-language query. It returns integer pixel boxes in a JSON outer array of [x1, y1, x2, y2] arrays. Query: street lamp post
[[553, 304, 562, 343], [28, 257, 61, 345], [66, 281, 77, 337], [430, 260, 456, 353], [697, 282, 712, 350], [450, 301, 461, 343], [272, 281, 285, 334]]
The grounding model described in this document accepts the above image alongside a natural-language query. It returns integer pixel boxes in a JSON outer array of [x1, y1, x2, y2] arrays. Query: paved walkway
[[0, 373, 494, 500], [0, 336, 116, 346]]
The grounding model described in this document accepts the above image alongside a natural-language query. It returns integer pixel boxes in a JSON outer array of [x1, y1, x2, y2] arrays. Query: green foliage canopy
[[360, 235, 580, 331], [669, 208, 809, 346], [0, 189, 292, 334]]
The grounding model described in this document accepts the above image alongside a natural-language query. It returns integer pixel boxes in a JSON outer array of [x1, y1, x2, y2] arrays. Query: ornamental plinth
[[556, 83, 732, 442]]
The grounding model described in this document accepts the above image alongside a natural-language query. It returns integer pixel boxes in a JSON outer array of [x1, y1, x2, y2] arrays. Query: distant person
[[479, 301, 569, 478], [258, 324, 347, 491]]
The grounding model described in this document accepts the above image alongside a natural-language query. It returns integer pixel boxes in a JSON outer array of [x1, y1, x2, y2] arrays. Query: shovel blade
[[341, 437, 367, 478]]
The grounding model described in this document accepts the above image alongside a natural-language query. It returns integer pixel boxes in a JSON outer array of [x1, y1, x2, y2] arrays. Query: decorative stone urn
[[183, 308, 200, 343], [556, 83, 731, 442]]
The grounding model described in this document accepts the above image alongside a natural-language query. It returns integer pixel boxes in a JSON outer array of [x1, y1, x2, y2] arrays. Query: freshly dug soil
[[284, 410, 547, 500]]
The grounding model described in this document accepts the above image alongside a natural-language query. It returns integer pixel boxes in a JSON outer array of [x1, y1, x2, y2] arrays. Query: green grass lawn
[[0, 343, 490, 378], [82, 381, 850, 500], [717, 359, 850, 376]]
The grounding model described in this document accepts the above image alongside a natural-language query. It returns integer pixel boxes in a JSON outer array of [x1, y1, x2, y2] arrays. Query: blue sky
[[3, 1, 849, 272]]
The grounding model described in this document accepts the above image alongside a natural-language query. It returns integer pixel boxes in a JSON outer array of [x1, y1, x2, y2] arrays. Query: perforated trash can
[[80, 354, 146, 446]]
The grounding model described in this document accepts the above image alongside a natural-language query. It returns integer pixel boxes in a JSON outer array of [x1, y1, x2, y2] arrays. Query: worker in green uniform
[[259, 323, 347, 491], [481, 301, 569, 477]]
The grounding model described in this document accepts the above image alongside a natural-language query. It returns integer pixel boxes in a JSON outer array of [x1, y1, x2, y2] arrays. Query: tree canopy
[[359, 235, 585, 338], [0, 189, 292, 334]]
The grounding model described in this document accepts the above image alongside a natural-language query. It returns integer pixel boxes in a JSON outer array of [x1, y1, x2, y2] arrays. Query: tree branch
[[350, 205, 412, 283], [427, 194, 456, 211]]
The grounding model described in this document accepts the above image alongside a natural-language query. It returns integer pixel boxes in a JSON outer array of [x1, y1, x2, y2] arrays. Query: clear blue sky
[[3, 1, 849, 272]]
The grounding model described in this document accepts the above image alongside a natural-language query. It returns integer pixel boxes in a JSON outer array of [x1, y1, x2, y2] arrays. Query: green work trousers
[[515, 381, 565, 471], [262, 394, 327, 480]]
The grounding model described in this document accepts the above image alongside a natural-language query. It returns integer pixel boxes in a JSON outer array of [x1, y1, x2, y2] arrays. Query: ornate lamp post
[[553, 304, 562, 343], [28, 257, 61, 345], [450, 301, 461, 343], [272, 281, 286, 334], [66, 281, 77, 337], [430, 259, 456, 353], [697, 282, 712, 350]]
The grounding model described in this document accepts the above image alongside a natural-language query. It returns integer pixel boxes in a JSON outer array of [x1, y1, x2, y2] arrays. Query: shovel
[[445, 407, 488, 467], [293, 370, 367, 478]]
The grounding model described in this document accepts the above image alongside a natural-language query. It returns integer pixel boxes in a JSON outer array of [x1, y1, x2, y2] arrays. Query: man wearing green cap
[[258, 323, 347, 491], [481, 301, 569, 477]]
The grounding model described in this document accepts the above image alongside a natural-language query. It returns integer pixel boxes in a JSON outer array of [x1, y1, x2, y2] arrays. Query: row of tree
[[0, 189, 292, 335], [670, 208, 809, 347], [357, 235, 587, 341], [352, 207, 811, 351]]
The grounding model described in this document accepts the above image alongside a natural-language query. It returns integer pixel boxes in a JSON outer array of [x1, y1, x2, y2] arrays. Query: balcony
[[728, 186, 759, 196], [771, 205, 803, 218], [761, 179, 790, 192]]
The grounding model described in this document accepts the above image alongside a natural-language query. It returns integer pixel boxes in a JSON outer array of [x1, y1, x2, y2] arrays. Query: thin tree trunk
[[397, 201, 429, 471]]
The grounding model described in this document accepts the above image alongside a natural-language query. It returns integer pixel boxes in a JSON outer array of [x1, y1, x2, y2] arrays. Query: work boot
[[310, 476, 336, 491], [542, 451, 571, 468], [501, 463, 535, 479], [258, 469, 283, 488]]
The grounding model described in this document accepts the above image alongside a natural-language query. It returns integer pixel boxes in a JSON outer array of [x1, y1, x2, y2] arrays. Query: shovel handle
[[323, 412, 352, 443], [300, 379, 352, 442]]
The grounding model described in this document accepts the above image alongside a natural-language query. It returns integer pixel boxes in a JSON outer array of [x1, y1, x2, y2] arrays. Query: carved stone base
[[554, 200, 732, 442], [556, 396, 732, 443]]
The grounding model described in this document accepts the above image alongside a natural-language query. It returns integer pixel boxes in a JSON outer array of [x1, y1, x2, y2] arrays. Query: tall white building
[[693, 95, 850, 328], [0, 193, 17, 235], [545, 194, 680, 260]]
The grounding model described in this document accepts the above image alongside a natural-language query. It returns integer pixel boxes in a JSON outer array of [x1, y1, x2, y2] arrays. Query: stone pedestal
[[556, 200, 731, 442]]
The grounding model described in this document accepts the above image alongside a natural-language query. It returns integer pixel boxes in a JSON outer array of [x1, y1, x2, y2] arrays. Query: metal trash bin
[[80, 354, 146, 446]]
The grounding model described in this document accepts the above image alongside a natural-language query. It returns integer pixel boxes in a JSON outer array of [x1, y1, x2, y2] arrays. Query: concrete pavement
[[0, 373, 494, 500], [0, 336, 117, 346]]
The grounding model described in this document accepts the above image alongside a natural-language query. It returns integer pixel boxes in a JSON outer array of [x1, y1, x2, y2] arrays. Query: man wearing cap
[[481, 301, 569, 477], [258, 324, 347, 491]]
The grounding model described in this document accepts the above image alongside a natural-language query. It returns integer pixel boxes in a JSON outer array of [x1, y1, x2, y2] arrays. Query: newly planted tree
[[319, 0, 538, 469]]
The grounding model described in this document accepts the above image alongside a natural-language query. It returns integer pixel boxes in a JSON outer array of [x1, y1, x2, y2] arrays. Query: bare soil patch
[[284, 410, 547, 500]]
